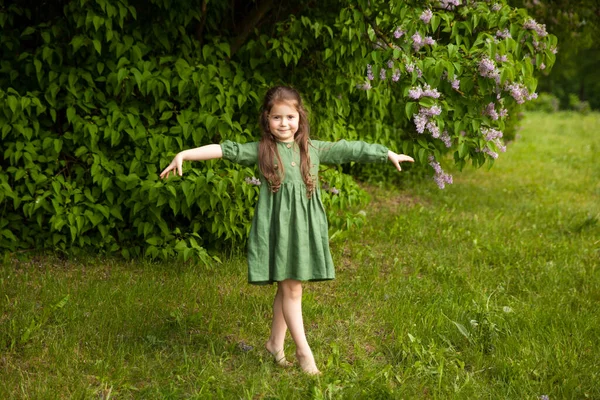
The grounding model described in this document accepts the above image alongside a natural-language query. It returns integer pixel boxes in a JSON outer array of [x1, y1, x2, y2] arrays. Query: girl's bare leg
[[278, 279, 320, 375], [265, 284, 292, 366]]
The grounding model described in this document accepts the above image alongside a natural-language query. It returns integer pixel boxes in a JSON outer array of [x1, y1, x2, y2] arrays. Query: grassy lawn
[[1, 112, 599, 399]]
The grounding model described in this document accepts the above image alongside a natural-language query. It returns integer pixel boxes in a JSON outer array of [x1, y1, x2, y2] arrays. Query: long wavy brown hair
[[258, 86, 315, 196]]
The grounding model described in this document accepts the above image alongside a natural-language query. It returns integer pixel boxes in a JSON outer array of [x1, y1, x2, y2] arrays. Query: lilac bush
[[353, 0, 557, 187]]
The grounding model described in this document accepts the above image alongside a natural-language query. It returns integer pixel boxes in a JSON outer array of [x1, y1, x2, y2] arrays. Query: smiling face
[[268, 102, 299, 142]]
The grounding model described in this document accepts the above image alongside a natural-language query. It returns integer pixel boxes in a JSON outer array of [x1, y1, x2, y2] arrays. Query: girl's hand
[[160, 153, 184, 179], [388, 151, 415, 171]]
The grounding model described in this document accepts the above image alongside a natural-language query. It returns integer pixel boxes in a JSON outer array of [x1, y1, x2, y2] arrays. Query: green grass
[[1, 112, 599, 399]]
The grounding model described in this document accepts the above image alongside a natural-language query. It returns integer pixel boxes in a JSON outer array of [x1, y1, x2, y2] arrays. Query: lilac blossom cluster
[[412, 32, 436, 51], [442, 71, 460, 90], [420, 10, 433, 24], [505, 82, 538, 104], [478, 127, 507, 159], [245, 177, 261, 186], [482, 127, 503, 141], [491, 3, 502, 11], [394, 27, 406, 39], [439, 0, 460, 10], [414, 105, 442, 136], [496, 28, 511, 39], [405, 62, 423, 78], [523, 18, 548, 37], [440, 130, 452, 147], [495, 54, 508, 63], [428, 156, 453, 189], [367, 64, 374, 81], [478, 58, 501, 84], [484, 102, 509, 120], [408, 84, 441, 99]]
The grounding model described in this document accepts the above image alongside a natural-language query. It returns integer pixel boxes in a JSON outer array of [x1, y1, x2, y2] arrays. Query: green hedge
[[0, 0, 555, 261]]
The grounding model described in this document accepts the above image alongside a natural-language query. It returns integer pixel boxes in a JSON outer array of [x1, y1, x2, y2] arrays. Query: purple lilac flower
[[484, 102, 499, 120], [413, 105, 443, 138], [245, 177, 261, 186], [479, 58, 496, 76], [380, 68, 386, 80], [539, 63, 546, 70], [423, 105, 442, 116], [505, 82, 537, 104], [539, 395, 549, 400], [408, 86, 424, 99], [499, 107, 508, 117], [394, 27, 406, 39], [482, 127, 503, 141], [357, 82, 372, 90], [440, 0, 460, 10], [408, 84, 440, 100], [392, 69, 401, 81], [479, 58, 501, 84], [426, 121, 440, 138], [495, 54, 508, 63], [428, 155, 453, 189], [524, 18, 548, 37], [367, 64, 374, 81], [423, 84, 440, 98], [451, 78, 460, 90], [424, 36, 436, 45], [420, 10, 433, 24], [387, 60, 394, 69], [412, 32, 423, 51], [496, 28, 511, 39], [406, 63, 415, 73], [491, 3, 502, 11], [414, 113, 428, 134], [330, 187, 339, 195], [440, 130, 452, 148], [483, 147, 498, 159]]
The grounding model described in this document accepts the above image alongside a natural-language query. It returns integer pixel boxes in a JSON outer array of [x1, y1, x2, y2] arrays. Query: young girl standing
[[160, 86, 413, 374]]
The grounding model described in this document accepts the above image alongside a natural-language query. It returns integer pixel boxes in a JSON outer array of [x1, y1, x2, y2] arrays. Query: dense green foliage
[[0, 0, 555, 260], [1, 113, 598, 398]]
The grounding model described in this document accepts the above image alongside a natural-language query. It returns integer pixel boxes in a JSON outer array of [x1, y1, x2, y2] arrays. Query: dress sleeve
[[220, 140, 259, 166], [312, 140, 389, 165]]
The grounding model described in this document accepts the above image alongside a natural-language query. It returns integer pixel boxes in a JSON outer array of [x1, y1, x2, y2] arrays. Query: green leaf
[[93, 39, 101, 55], [217, 42, 230, 57], [67, 107, 76, 123], [21, 26, 36, 37], [70, 36, 85, 53], [405, 102, 417, 119], [8, 96, 18, 114], [146, 236, 161, 245]]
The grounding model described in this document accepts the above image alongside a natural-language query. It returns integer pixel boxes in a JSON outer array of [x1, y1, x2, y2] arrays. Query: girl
[[160, 86, 414, 374]]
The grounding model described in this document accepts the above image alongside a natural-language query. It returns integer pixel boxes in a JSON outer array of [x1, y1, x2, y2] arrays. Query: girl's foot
[[296, 351, 321, 375], [265, 341, 293, 367]]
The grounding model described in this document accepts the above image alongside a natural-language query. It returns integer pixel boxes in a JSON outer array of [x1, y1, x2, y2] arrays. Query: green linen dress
[[220, 139, 389, 285]]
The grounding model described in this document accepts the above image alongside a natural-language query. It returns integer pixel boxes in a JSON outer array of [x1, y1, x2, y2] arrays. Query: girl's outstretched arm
[[160, 144, 223, 179], [388, 150, 415, 171]]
